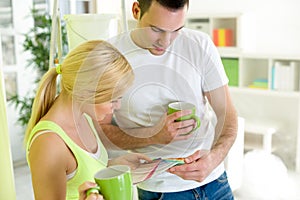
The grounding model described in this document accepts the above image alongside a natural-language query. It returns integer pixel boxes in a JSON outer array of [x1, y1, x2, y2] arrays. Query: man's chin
[[149, 48, 165, 56]]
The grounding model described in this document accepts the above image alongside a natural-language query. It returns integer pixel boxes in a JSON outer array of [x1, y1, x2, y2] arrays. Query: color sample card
[[131, 158, 185, 184]]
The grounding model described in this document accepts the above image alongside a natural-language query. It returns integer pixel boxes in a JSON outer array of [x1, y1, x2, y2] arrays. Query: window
[[0, 0, 13, 28], [1, 35, 16, 66]]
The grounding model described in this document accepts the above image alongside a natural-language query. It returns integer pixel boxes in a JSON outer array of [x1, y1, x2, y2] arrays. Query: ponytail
[[24, 67, 59, 145]]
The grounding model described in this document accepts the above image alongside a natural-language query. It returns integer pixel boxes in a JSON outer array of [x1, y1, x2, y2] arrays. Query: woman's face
[[84, 98, 122, 121]]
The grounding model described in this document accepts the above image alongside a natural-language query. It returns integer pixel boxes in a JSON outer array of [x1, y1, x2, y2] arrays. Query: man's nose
[[158, 32, 172, 47]]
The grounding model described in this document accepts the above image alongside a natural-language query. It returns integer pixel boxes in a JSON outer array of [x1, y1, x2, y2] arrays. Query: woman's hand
[[108, 153, 152, 170], [78, 181, 103, 200]]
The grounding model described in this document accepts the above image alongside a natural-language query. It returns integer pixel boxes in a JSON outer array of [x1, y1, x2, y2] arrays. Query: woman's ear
[[132, 2, 141, 20]]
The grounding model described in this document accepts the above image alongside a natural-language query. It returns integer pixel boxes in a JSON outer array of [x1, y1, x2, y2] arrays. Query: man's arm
[[97, 110, 197, 150], [205, 84, 238, 167], [169, 85, 238, 182]]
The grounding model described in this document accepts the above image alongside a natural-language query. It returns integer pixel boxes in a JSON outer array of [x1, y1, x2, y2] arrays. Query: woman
[[25, 40, 150, 200]]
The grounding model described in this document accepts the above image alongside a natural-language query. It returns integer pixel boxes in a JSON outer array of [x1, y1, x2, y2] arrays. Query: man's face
[[132, 1, 187, 56]]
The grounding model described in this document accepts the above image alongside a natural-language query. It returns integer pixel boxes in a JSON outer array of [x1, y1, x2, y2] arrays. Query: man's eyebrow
[[150, 25, 185, 32]]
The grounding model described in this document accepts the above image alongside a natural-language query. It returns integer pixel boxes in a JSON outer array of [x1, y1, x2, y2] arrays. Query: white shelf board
[[218, 47, 242, 57], [240, 52, 300, 60], [229, 87, 300, 98]]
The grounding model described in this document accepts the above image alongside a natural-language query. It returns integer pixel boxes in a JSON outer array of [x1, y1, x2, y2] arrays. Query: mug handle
[[192, 115, 201, 130], [86, 186, 100, 196]]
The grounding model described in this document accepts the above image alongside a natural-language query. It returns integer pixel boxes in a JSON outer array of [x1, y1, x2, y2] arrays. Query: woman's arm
[[28, 132, 71, 200]]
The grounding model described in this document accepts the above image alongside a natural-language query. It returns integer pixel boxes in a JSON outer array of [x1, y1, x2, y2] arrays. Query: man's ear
[[132, 2, 141, 20]]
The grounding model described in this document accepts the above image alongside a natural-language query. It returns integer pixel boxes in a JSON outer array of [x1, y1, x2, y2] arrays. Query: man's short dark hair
[[137, 0, 189, 19]]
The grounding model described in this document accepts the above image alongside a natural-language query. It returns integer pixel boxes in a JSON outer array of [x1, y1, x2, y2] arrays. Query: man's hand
[[150, 110, 197, 144], [168, 150, 215, 182]]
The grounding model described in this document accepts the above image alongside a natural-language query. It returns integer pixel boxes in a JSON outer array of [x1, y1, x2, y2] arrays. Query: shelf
[[221, 54, 300, 92], [218, 47, 242, 56], [241, 52, 300, 60], [185, 14, 240, 49], [229, 87, 300, 98]]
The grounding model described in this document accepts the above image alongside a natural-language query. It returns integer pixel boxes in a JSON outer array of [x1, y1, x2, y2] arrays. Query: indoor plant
[[10, 8, 68, 127]]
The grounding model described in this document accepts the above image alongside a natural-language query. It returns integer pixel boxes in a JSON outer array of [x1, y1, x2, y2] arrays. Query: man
[[101, 0, 238, 199]]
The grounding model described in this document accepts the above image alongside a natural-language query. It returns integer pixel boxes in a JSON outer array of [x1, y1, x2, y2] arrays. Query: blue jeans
[[138, 172, 234, 200]]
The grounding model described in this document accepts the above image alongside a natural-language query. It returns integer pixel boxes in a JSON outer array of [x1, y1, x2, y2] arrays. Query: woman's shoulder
[[27, 119, 69, 154], [27, 129, 70, 169]]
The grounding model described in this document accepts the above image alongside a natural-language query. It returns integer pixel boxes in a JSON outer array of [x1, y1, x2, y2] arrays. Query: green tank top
[[26, 114, 108, 200]]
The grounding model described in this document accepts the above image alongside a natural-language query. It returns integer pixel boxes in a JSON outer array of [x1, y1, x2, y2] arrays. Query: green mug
[[168, 101, 201, 134], [87, 165, 133, 200]]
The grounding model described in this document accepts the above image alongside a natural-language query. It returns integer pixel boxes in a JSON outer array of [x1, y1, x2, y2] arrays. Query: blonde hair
[[25, 40, 134, 144]]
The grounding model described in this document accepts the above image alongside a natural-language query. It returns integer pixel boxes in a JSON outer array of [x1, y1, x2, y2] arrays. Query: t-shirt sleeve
[[201, 37, 229, 92]]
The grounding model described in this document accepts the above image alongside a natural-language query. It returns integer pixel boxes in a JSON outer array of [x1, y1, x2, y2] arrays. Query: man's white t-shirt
[[108, 28, 229, 192]]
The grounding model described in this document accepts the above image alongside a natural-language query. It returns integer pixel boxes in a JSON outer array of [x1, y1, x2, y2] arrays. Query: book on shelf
[[213, 29, 233, 47], [221, 58, 239, 86], [248, 78, 268, 89], [271, 61, 299, 91]]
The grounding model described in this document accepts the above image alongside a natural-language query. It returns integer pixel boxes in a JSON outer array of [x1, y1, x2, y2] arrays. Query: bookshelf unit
[[226, 55, 300, 171], [186, 14, 300, 172]]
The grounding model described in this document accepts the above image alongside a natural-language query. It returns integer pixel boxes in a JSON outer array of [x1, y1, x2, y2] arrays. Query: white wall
[[121, 0, 300, 55], [188, 0, 300, 55]]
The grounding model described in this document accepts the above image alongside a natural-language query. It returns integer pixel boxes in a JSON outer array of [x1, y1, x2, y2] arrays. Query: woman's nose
[[112, 99, 121, 110]]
